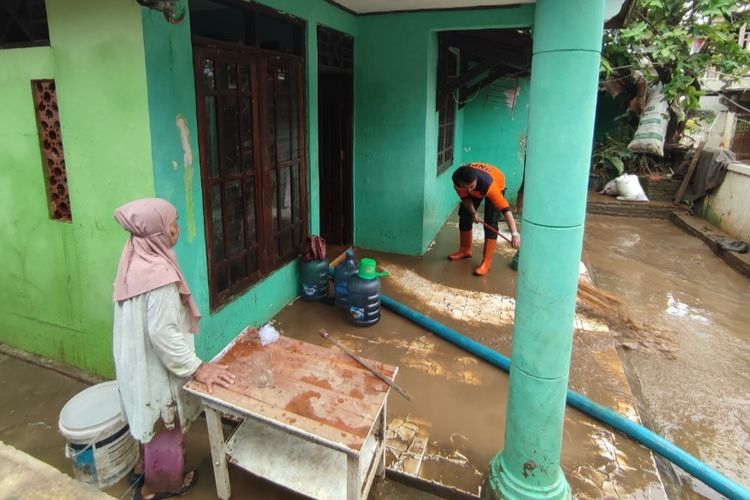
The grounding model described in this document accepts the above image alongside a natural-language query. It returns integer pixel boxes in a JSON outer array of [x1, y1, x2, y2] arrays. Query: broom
[[477, 220, 622, 317]]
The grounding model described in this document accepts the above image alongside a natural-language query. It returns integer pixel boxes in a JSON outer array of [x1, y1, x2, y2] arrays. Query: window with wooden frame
[[437, 37, 458, 175], [192, 4, 307, 310], [0, 0, 49, 49]]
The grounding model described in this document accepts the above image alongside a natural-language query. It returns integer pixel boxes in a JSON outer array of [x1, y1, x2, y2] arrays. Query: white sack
[[599, 173, 649, 202], [628, 84, 669, 156]]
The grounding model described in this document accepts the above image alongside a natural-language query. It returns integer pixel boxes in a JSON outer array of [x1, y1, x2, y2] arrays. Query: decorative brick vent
[[32, 79, 71, 222]]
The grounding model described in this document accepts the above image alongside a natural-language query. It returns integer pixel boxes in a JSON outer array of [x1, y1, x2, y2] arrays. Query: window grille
[[32, 79, 71, 222]]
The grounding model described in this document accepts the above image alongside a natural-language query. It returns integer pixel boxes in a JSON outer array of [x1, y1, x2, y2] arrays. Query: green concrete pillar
[[486, 1, 606, 499]]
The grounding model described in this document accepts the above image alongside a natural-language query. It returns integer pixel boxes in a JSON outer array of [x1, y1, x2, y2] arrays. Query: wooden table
[[184, 331, 397, 500]]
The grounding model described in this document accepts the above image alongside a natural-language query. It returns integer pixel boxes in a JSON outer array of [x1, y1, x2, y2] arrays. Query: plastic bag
[[628, 84, 669, 157], [599, 174, 649, 202], [258, 323, 280, 346]]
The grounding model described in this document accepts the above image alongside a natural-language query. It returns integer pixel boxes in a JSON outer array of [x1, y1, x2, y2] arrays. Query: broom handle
[[478, 220, 619, 304], [478, 220, 513, 244], [320, 330, 414, 402]]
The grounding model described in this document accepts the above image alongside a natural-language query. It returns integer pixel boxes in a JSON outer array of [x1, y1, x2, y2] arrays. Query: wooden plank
[[211, 333, 397, 403], [226, 371, 383, 426], [234, 344, 392, 403], [674, 141, 706, 204], [320, 330, 413, 402], [194, 338, 393, 411], [205, 407, 231, 500], [218, 334, 397, 379], [185, 333, 396, 453], [274, 336, 397, 377], [192, 385, 368, 452], [225, 418, 351, 500], [347, 453, 360, 500]]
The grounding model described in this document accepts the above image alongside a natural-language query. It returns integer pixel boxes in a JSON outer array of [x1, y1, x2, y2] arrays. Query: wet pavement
[[584, 215, 750, 499], [0, 211, 748, 499]]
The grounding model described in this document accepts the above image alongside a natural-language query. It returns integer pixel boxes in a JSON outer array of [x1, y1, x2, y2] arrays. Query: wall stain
[[176, 114, 196, 242]]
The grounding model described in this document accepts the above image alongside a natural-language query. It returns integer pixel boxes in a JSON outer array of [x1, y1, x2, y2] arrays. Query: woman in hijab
[[112, 198, 235, 500]]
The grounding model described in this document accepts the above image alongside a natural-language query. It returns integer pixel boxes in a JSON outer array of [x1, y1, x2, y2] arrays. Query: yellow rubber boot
[[474, 238, 497, 276], [448, 231, 474, 260]]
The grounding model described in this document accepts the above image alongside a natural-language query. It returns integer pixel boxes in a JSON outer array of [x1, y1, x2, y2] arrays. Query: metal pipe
[[380, 293, 750, 500]]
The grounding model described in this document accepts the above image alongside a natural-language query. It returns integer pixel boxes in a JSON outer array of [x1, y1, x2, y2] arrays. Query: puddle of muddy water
[[584, 215, 750, 498]]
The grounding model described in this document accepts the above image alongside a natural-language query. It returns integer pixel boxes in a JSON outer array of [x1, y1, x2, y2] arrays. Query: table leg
[[347, 453, 361, 500], [205, 407, 231, 499], [377, 403, 386, 478]]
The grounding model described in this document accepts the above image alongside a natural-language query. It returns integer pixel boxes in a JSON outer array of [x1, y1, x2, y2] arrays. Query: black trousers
[[458, 197, 502, 240]]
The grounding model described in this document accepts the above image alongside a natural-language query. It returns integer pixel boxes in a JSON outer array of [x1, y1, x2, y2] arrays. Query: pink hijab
[[113, 198, 201, 333]]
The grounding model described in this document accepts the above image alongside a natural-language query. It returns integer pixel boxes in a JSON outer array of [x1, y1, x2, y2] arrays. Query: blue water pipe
[[380, 294, 750, 500]]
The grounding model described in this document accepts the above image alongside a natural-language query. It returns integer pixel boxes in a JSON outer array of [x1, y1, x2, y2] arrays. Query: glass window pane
[[290, 94, 299, 160], [241, 97, 253, 172], [277, 97, 291, 162], [275, 67, 289, 93], [210, 185, 224, 261], [240, 65, 251, 92], [244, 176, 256, 244], [225, 180, 244, 255], [247, 251, 258, 275], [227, 63, 238, 90], [205, 96, 220, 178], [270, 169, 278, 231], [230, 255, 247, 285], [291, 164, 300, 223], [281, 231, 293, 257], [267, 97, 276, 165], [218, 63, 237, 90], [202, 58, 215, 89], [221, 97, 240, 174], [280, 166, 291, 227], [266, 63, 275, 91], [258, 14, 303, 55], [216, 63, 227, 90], [215, 261, 228, 295]]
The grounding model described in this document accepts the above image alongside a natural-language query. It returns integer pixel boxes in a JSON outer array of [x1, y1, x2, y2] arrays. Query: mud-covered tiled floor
[[9, 209, 748, 499]]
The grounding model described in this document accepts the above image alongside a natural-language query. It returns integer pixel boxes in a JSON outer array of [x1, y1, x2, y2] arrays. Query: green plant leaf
[[608, 156, 625, 174]]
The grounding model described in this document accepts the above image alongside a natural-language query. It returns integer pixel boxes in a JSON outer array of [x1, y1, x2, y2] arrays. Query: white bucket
[[58, 380, 139, 489]]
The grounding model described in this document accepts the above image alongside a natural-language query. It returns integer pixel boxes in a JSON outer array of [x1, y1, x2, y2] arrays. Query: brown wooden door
[[318, 71, 353, 246], [317, 27, 353, 247], [194, 40, 307, 309]]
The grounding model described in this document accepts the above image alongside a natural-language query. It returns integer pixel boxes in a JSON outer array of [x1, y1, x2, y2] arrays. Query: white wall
[[701, 162, 750, 242]]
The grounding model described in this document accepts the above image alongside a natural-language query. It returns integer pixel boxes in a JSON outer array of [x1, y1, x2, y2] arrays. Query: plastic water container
[[333, 250, 358, 309], [58, 381, 138, 489], [300, 258, 329, 301], [348, 258, 389, 327]]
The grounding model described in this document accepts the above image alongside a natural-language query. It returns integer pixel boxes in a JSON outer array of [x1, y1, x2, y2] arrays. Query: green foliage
[[601, 0, 750, 113], [591, 118, 667, 181], [591, 121, 635, 180]]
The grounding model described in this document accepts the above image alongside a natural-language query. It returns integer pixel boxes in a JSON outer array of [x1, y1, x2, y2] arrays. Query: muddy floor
[[583, 215, 750, 499], [0, 351, 440, 500], [1, 212, 747, 499]]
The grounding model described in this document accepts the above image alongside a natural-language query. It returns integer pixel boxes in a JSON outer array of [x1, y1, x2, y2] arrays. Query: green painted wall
[[461, 78, 530, 203], [0, 0, 154, 376], [142, 0, 356, 360], [355, 6, 535, 255], [1, 0, 535, 372]]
